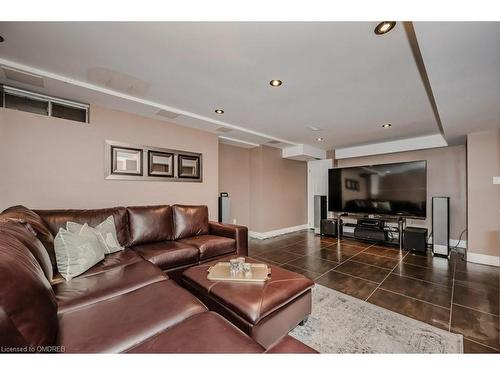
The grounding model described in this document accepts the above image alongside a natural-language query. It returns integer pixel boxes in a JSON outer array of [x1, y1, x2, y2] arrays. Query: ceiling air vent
[[2, 66, 44, 88], [156, 109, 180, 119], [216, 127, 232, 133]]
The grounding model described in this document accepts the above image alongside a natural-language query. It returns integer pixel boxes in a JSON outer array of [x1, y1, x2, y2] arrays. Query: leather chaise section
[[265, 335, 318, 353], [54, 261, 168, 314], [131, 240, 199, 270], [179, 235, 236, 260], [127, 312, 263, 353], [58, 280, 207, 353], [0, 233, 58, 347]]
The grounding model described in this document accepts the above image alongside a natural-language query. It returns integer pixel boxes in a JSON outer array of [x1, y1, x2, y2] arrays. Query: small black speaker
[[403, 226, 428, 253], [320, 219, 337, 237], [314, 195, 327, 234]]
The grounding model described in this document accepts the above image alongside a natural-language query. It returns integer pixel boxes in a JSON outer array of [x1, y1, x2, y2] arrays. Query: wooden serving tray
[[207, 262, 271, 283]]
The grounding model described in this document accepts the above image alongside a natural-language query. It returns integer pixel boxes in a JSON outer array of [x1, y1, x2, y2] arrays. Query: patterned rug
[[290, 284, 463, 353]]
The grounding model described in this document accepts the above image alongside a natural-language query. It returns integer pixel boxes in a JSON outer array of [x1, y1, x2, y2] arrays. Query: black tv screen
[[328, 160, 427, 218]]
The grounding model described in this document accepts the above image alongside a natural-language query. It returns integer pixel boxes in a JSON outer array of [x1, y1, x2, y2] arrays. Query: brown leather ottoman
[[182, 256, 314, 348]]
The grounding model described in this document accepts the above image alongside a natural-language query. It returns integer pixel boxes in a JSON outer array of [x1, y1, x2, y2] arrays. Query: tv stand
[[335, 213, 406, 251]]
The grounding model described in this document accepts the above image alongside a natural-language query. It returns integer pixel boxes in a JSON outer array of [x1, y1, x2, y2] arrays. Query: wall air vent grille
[[216, 127, 232, 133], [1, 85, 89, 123], [2, 66, 45, 88], [156, 109, 180, 119]]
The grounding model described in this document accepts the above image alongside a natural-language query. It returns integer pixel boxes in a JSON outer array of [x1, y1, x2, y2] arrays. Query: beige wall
[[467, 130, 500, 257], [0, 106, 219, 219], [219, 144, 308, 233], [249, 146, 307, 233], [218, 143, 251, 226], [335, 145, 467, 240]]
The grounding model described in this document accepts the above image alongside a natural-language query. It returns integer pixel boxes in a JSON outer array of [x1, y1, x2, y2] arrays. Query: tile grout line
[[462, 337, 500, 353], [347, 258, 397, 271], [389, 270, 454, 289], [448, 254, 457, 331], [365, 250, 410, 302], [452, 302, 500, 318], [327, 268, 381, 285], [377, 287, 451, 311]]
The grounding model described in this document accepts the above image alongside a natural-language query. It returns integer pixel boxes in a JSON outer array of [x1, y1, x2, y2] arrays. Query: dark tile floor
[[249, 230, 500, 354]]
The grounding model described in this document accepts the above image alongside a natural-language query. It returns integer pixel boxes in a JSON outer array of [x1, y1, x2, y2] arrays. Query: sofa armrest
[[208, 221, 248, 256]]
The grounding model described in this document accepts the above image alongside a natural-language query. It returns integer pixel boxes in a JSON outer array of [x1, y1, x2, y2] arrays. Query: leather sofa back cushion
[[35, 207, 129, 249], [0, 233, 58, 347], [0, 206, 55, 267], [172, 205, 209, 240], [127, 205, 174, 246], [0, 220, 53, 281]]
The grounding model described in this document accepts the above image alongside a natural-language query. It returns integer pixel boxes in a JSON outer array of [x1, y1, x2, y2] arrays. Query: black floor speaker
[[403, 226, 428, 253], [320, 219, 337, 237]]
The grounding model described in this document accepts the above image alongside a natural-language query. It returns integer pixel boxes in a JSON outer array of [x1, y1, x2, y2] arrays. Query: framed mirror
[[178, 154, 201, 179], [111, 146, 143, 176], [148, 150, 174, 177]]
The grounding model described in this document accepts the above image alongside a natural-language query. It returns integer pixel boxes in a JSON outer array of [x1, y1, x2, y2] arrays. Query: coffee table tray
[[207, 262, 271, 282]]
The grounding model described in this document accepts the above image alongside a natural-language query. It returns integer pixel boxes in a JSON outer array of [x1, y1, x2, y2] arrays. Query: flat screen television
[[328, 160, 427, 218]]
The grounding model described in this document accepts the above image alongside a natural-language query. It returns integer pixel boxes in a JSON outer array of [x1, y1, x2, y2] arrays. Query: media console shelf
[[333, 213, 407, 251]]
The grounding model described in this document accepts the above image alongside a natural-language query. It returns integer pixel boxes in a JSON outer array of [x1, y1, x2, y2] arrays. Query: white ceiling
[[414, 22, 500, 144], [0, 22, 498, 151]]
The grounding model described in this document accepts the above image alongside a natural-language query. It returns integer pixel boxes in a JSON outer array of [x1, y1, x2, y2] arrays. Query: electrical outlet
[[493, 176, 500, 185]]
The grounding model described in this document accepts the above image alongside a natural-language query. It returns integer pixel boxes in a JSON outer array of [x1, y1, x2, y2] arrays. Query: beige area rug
[[290, 284, 463, 353]]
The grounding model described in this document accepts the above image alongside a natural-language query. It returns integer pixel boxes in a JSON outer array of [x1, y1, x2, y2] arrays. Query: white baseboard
[[466, 252, 500, 267], [249, 224, 310, 240], [427, 236, 467, 249], [449, 239, 467, 249]]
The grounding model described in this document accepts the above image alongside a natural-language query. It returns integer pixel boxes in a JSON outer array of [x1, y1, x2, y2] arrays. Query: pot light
[[215, 109, 224, 114], [269, 79, 282, 87], [382, 123, 392, 128], [374, 22, 396, 35], [316, 137, 324, 142]]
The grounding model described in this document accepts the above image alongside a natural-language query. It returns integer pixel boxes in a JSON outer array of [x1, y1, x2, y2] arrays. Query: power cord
[[450, 229, 467, 251]]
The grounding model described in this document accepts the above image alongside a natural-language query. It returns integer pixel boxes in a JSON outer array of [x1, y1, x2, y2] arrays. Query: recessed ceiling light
[[382, 123, 392, 128], [269, 79, 282, 87], [374, 22, 396, 35], [316, 137, 324, 142], [215, 109, 224, 114], [0, 35, 4, 43]]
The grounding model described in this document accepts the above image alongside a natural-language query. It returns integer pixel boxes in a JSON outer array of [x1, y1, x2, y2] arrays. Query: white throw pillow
[[66, 216, 123, 254], [54, 224, 105, 281]]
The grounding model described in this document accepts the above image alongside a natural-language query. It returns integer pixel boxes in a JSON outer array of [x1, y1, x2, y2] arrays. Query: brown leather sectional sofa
[[0, 204, 316, 353]]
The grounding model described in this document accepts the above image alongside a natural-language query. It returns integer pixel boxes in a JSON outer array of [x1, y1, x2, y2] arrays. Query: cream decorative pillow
[[66, 216, 123, 254], [54, 224, 105, 281]]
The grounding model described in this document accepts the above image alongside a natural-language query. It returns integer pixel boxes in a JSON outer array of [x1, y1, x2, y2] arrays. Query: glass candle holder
[[242, 263, 252, 276], [229, 258, 240, 274]]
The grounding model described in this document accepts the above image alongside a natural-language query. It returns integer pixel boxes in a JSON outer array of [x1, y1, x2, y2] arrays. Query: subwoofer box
[[403, 226, 428, 253]]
